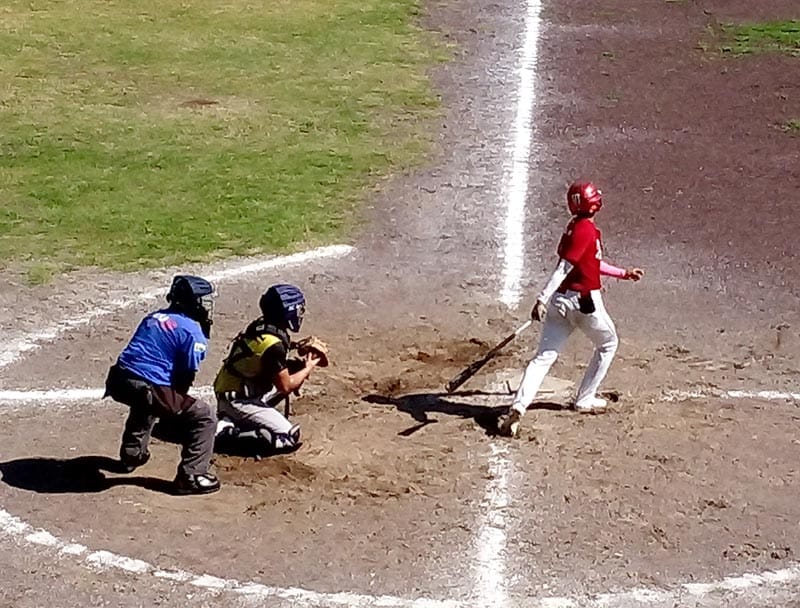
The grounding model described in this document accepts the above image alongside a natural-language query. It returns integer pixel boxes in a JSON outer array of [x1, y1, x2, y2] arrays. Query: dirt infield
[[1, 0, 799, 606]]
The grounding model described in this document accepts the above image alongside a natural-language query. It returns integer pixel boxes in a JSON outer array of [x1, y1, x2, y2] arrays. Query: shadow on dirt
[[213, 435, 301, 459], [0, 455, 174, 495], [363, 390, 566, 436]]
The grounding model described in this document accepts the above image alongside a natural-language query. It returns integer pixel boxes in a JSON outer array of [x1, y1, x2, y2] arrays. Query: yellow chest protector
[[213, 323, 287, 395]]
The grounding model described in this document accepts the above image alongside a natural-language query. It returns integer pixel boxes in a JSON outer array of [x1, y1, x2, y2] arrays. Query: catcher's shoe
[[118, 452, 150, 473], [498, 409, 522, 438], [215, 418, 238, 438], [272, 424, 302, 452], [574, 397, 607, 414], [173, 472, 221, 496]]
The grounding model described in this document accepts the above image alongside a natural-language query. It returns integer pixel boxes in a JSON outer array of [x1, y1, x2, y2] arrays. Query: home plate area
[[3, 367, 800, 608]]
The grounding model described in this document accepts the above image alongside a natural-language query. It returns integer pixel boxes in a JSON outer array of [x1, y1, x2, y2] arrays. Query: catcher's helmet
[[260, 284, 306, 333], [167, 275, 216, 335], [567, 181, 603, 216]]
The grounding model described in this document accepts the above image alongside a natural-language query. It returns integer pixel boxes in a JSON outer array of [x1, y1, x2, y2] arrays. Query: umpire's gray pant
[[106, 365, 216, 477]]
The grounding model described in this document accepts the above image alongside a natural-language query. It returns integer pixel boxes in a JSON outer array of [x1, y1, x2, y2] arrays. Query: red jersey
[[557, 217, 602, 293]]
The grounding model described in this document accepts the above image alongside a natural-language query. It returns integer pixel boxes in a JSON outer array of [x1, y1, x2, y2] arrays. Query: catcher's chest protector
[[226, 334, 280, 378], [224, 325, 289, 378]]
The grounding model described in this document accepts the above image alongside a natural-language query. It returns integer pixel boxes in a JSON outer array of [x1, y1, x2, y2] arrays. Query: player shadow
[[0, 455, 174, 495], [362, 390, 566, 437], [212, 434, 301, 459]]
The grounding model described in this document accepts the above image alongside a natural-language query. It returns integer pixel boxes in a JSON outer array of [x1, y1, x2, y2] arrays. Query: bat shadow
[[362, 390, 506, 436], [363, 391, 569, 437], [0, 455, 175, 495]]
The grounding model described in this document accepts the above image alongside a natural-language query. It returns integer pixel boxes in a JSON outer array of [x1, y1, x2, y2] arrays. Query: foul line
[[474, 443, 511, 606], [0, 245, 354, 371], [482, 0, 542, 604], [499, 0, 543, 308]]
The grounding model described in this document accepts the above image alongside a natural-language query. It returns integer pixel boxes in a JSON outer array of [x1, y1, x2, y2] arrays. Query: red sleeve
[[558, 220, 595, 265]]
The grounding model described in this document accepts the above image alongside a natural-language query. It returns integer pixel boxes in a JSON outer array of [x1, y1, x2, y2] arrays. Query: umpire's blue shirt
[[117, 309, 208, 386]]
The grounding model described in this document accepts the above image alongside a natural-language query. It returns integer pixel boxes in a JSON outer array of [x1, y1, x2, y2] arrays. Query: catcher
[[212, 283, 329, 453]]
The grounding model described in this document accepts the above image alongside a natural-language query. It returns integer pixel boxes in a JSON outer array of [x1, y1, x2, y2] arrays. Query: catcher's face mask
[[287, 302, 305, 333]]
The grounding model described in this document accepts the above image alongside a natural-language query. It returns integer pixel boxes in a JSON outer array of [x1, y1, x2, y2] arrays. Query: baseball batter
[[499, 181, 643, 437]]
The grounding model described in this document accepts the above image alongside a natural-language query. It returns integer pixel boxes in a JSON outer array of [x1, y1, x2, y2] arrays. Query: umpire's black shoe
[[173, 472, 221, 496], [118, 452, 150, 473]]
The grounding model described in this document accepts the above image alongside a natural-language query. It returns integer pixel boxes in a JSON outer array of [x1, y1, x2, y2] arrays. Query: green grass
[[784, 119, 800, 133], [718, 20, 800, 56], [0, 0, 447, 275]]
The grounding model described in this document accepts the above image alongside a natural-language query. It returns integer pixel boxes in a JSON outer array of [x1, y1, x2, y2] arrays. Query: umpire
[[104, 275, 221, 495]]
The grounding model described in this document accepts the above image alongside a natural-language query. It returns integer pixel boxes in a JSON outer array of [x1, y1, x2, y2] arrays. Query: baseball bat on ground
[[445, 320, 532, 393]]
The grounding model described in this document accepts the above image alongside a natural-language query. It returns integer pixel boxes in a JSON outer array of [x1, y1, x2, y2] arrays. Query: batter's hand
[[531, 300, 548, 322], [625, 268, 644, 282]]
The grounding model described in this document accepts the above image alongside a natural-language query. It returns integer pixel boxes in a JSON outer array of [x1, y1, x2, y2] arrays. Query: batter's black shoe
[[118, 452, 150, 473], [173, 472, 221, 496], [498, 409, 522, 438]]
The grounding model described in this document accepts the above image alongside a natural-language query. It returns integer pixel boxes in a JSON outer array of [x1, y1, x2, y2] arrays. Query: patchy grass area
[[784, 119, 800, 134], [718, 20, 800, 56], [0, 0, 447, 277]]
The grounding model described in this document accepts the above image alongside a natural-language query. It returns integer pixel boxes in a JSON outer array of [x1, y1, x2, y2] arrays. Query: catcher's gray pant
[[217, 389, 299, 449], [511, 289, 618, 414], [106, 365, 216, 477]]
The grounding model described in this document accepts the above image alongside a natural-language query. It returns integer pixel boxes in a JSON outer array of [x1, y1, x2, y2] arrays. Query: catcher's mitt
[[294, 336, 330, 367]]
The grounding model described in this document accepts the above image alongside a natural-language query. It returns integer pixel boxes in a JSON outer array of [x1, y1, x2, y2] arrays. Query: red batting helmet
[[567, 182, 603, 215]]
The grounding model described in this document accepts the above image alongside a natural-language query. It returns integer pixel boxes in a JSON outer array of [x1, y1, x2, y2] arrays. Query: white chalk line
[[474, 442, 511, 606], [2, 385, 799, 408], [0, 384, 337, 407], [4, 505, 800, 608], [499, 0, 543, 309], [483, 0, 544, 604], [0, 508, 457, 608], [661, 388, 800, 403], [0, 245, 354, 371], [0, 387, 212, 405]]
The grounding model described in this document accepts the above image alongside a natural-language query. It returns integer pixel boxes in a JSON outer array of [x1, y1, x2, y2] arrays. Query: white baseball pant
[[216, 387, 299, 450], [511, 289, 618, 414]]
